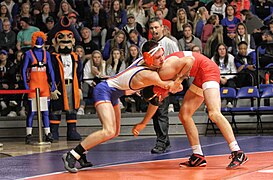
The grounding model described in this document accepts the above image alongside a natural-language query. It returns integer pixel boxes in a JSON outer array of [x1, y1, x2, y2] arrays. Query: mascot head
[[32, 31, 47, 48], [48, 16, 81, 54]]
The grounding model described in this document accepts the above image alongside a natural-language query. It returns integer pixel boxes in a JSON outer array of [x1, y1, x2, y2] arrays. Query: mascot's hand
[[51, 90, 61, 100], [132, 123, 146, 136]]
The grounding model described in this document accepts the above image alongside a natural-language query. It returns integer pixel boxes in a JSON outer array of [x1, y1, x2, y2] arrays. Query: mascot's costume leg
[[22, 31, 57, 144], [47, 16, 83, 141]]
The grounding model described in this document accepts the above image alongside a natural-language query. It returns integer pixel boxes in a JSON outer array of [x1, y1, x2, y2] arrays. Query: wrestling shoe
[[78, 154, 93, 168], [62, 152, 78, 173], [179, 154, 207, 167], [227, 150, 248, 169]]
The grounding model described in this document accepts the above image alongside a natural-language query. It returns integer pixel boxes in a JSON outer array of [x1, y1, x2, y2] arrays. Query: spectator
[[209, 0, 226, 20], [230, 0, 250, 20], [79, 27, 99, 61], [191, 44, 201, 53], [0, 18, 16, 56], [85, 0, 108, 50], [0, 0, 19, 22], [127, 0, 148, 35], [16, 17, 40, 52], [123, 13, 144, 39], [240, 9, 264, 34], [0, 49, 19, 117], [103, 30, 127, 61], [0, 4, 12, 32], [233, 22, 255, 55], [163, 25, 179, 46], [35, 3, 56, 33], [57, 0, 78, 19], [201, 14, 219, 49], [211, 43, 237, 107], [150, 0, 168, 18], [127, 29, 147, 52], [204, 25, 224, 58], [106, 48, 126, 76], [13, 3, 35, 32], [185, 0, 201, 20], [234, 41, 257, 87], [106, 0, 127, 40], [167, 0, 191, 23], [193, 6, 209, 39], [33, 0, 56, 16], [126, 44, 140, 66], [44, 16, 55, 34], [179, 23, 202, 51], [172, 8, 191, 40], [221, 4, 240, 51], [68, 12, 84, 34]]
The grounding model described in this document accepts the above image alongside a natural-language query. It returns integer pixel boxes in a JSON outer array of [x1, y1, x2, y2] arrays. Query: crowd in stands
[[0, 0, 273, 116]]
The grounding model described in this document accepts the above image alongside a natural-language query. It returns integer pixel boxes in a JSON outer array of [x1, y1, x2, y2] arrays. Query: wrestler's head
[[142, 40, 165, 68], [52, 30, 75, 54], [32, 31, 47, 48]]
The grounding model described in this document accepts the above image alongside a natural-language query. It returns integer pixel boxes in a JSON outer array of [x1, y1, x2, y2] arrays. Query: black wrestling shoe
[[151, 144, 170, 154], [62, 152, 78, 173], [78, 154, 93, 168], [227, 150, 248, 169], [179, 154, 207, 167]]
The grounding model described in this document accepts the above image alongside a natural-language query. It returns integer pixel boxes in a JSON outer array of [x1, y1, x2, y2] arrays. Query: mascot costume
[[22, 31, 57, 144], [47, 16, 82, 141]]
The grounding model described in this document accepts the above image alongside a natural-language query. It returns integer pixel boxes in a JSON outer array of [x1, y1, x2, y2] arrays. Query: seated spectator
[[163, 25, 179, 46], [57, 0, 78, 19], [209, 0, 226, 20], [150, 0, 168, 18], [33, 0, 55, 16], [230, 0, 250, 20], [85, 0, 108, 50], [201, 14, 219, 49], [0, 18, 16, 57], [13, 3, 35, 32], [106, 0, 127, 40], [126, 44, 140, 66], [127, 0, 148, 36], [44, 16, 55, 34], [168, 0, 191, 23], [193, 6, 209, 39], [127, 29, 147, 52], [106, 48, 126, 76], [79, 27, 99, 61], [16, 17, 39, 52], [185, 0, 201, 20], [234, 41, 257, 87], [240, 9, 264, 35], [0, 4, 12, 32], [178, 23, 202, 51], [0, 0, 19, 23], [221, 5, 240, 51], [123, 13, 144, 39], [172, 8, 191, 40], [258, 24, 273, 68], [68, 12, 84, 35], [211, 43, 237, 107], [35, 3, 56, 33], [204, 25, 224, 58], [232, 22, 255, 55], [191, 44, 201, 53], [103, 30, 127, 61], [0, 50, 20, 117]]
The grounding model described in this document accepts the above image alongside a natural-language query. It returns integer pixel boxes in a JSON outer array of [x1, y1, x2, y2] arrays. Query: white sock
[[44, 128, 50, 135], [70, 149, 81, 160], [26, 127, 32, 135], [192, 145, 203, 155], [229, 141, 240, 152]]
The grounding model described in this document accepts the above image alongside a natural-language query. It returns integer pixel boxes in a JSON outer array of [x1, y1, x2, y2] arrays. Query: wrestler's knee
[[208, 110, 222, 123], [178, 108, 191, 124], [102, 127, 116, 139]]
